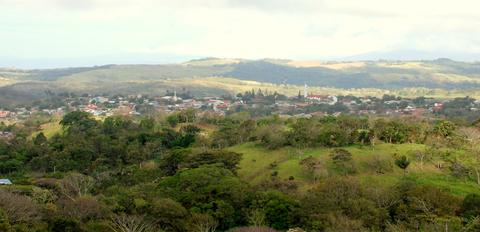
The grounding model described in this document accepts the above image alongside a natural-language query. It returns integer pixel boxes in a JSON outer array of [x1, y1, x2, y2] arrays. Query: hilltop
[[2, 58, 480, 105]]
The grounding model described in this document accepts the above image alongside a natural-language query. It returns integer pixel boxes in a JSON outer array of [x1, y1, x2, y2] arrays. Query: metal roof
[[0, 179, 12, 184]]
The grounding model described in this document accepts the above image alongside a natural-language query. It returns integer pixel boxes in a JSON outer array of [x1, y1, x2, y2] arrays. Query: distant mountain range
[[1, 57, 480, 105], [341, 50, 480, 62]]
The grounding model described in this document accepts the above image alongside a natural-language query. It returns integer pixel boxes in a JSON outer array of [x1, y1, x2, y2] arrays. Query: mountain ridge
[[2, 58, 480, 105]]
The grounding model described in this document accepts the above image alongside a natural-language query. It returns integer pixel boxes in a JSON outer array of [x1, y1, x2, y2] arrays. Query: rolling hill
[[2, 58, 480, 105]]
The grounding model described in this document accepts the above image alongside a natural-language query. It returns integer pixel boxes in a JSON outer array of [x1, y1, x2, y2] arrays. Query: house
[[0, 179, 12, 185], [0, 131, 13, 140], [0, 111, 11, 118], [431, 103, 444, 113], [306, 94, 338, 105], [90, 96, 109, 104]]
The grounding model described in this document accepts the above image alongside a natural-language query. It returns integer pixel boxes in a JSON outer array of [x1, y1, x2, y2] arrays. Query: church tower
[[173, 89, 178, 102], [304, 83, 308, 98]]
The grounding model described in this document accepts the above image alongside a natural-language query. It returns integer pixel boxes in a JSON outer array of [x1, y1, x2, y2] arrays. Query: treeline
[[0, 111, 480, 231], [207, 113, 458, 149]]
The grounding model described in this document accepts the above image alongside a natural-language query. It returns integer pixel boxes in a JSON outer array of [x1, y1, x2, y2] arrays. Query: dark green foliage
[[433, 120, 457, 138], [374, 119, 411, 144], [286, 119, 318, 148], [357, 129, 374, 145], [395, 155, 410, 175], [158, 165, 250, 230], [253, 191, 300, 230], [60, 111, 98, 134], [34, 132, 47, 146], [167, 109, 197, 127], [2, 108, 479, 232], [48, 218, 82, 232], [183, 150, 242, 172], [211, 119, 257, 148], [391, 184, 461, 228], [158, 148, 189, 176], [460, 194, 480, 218], [149, 198, 189, 231], [317, 124, 350, 147], [300, 177, 387, 231]]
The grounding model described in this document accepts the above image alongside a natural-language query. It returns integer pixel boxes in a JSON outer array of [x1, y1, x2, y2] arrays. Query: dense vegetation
[[1, 110, 480, 231]]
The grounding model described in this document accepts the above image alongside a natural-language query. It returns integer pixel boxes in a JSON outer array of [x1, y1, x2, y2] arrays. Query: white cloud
[[1, 0, 480, 67]]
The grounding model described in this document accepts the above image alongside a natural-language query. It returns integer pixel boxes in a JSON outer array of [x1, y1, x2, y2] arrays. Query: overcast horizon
[[2, 0, 480, 68]]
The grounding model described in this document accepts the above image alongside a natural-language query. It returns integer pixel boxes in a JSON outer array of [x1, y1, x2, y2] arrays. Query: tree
[[60, 195, 104, 221], [149, 198, 188, 231], [330, 149, 356, 175], [0, 190, 39, 223], [247, 209, 266, 227], [433, 120, 456, 138], [317, 124, 350, 147], [183, 150, 242, 173], [411, 150, 431, 170], [60, 111, 98, 134], [139, 118, 155, 131], [108, 214, 157, 232], [460, 194, 480, 219], [256, 124, 286, 150], [449, 160, 470, 180], [189, 213, 218, 232], [395, 155, 410, 176], [299, 156, 325, 183], [257, 191, 299, 230], [166, 114, 180, 127], [158, 165, 249, 229], [58, 172, 94, 201], [158, 148, 189, 176], [378, 120, 410, 144], [286, 119, 318, 148], [34, 132, 47, 146], [357, 129, 374, 146], [367, 155, 393, 174], [399, 185, 461, 224], [48, 217, 82, 232]]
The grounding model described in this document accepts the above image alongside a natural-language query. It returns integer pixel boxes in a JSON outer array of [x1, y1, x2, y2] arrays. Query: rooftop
[[0, 179, 12, 185]]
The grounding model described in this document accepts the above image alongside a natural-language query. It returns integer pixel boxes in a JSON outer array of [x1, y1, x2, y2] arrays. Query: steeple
[[304, 83, 308, 98], [173, 89, 178, 102]]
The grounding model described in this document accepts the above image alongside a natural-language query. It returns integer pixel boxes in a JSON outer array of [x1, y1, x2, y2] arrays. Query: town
[[0, 86, 474, 124]]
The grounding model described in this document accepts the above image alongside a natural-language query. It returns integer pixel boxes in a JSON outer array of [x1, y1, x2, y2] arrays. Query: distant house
[[306, 94, 338, 105], [90, 96, 109, 104], [0, 131, 13, 140], [432, 102, 444, 113], [0, 179, 12, 185], [0, 111, 11, 118]]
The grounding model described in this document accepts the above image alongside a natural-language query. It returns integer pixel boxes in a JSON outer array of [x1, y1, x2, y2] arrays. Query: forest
[[1, 110, 480, 231]]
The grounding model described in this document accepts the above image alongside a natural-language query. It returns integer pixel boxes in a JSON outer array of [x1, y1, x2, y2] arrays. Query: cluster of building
[[0, 108, 64, 121], [1, 86, 476, 124]]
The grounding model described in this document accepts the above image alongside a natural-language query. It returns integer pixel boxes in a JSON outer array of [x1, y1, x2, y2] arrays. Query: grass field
[[229, 142, 480, 196], [32, 119, 62, 139]]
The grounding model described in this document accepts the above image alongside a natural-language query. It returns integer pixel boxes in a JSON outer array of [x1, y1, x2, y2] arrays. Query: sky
[[1, 0, 480, 68]]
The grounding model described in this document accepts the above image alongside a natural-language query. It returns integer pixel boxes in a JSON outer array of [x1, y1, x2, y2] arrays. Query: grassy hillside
[[230, 142, 480, 196]]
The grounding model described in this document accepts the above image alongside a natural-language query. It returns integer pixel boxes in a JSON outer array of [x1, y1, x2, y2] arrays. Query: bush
[[460, 194, 480, 218], [330, 149, 356, 175]]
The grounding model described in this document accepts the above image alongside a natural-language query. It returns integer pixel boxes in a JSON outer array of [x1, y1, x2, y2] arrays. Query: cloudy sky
[[1, 0, 480, 68]]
